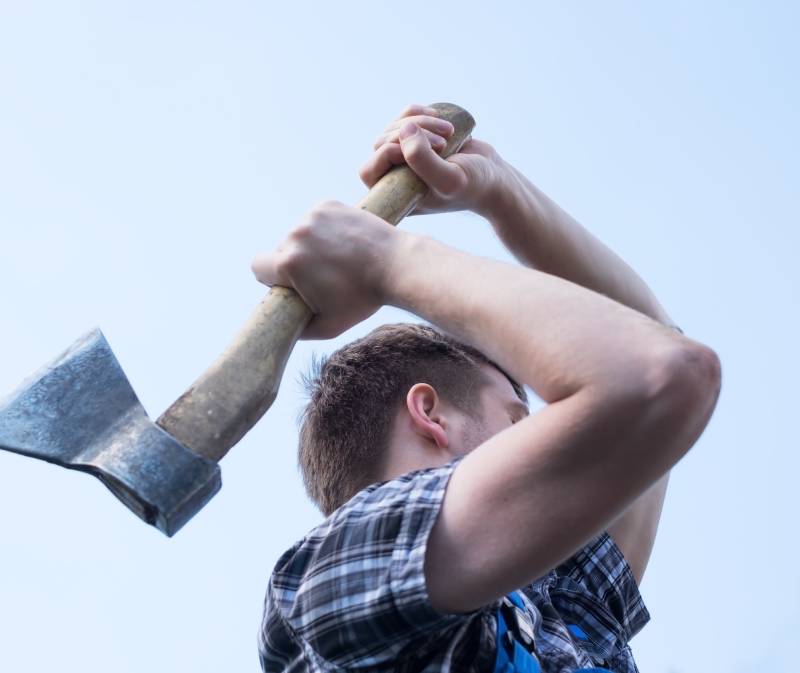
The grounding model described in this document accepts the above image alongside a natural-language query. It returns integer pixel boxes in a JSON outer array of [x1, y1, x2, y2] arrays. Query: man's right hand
[[250, 201, 403, 340]]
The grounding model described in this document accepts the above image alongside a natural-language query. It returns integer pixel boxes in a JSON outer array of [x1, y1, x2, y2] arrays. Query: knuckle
[[308, 201, 326, 217], [286, 227, 309, 246], [403, 141, 426, 160], [250, 262, 263, 282], [250, 254, 268, 278], [278, 245, 304, 274], [307, 200, 335, 221], [320, 198, 343, 211]]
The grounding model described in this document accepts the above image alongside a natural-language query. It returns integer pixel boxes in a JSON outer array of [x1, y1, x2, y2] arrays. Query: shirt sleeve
[[547, 531, 651, 661], [270, 456, 485, 668]]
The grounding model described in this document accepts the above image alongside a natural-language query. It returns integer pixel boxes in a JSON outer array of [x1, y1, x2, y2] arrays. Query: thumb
[[399, 121, 466, 195]]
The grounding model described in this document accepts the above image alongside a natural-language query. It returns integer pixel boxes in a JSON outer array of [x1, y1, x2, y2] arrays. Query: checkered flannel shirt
[[258, 456, 650, 672]]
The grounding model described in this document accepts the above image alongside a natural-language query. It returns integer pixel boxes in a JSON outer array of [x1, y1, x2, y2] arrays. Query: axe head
[[0, 329, 221, 536]]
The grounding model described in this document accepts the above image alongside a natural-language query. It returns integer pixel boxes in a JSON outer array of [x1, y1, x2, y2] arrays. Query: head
[[296, 322, 529, 517]]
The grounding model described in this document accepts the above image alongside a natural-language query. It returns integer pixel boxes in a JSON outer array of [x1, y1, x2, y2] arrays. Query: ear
[[406, 383, 450, 449]]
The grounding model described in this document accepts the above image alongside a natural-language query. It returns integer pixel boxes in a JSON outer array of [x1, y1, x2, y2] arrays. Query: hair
[[295, 322, 529, 516]]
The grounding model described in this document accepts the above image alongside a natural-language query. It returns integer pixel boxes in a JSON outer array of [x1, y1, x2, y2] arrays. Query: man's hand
[[251, 201, 402, 340], [360, 104, 507, 217]]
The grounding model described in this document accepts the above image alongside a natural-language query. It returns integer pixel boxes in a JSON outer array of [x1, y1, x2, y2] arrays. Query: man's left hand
[[359, 103, 509, 217]]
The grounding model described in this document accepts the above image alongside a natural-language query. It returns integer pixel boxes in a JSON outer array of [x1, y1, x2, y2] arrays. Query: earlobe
[[406, 384, 449, 449]]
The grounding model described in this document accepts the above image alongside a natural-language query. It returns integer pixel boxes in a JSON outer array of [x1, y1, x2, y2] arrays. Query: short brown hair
[[296, 322, 528, 516]]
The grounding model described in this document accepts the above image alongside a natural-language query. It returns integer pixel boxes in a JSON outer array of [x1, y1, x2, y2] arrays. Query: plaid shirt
[[258, 456, 650, 672]]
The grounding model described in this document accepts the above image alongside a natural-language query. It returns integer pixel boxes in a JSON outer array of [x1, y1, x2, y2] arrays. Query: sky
[[0, 1, 797, 671]]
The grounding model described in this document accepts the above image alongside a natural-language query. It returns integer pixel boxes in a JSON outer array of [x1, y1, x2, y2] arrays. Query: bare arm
[[256, 109, 721, 614], [382, 231, 721, 613], [356, 114, 720, 609], [252, 190, 721, 615], [480, 161, 681, 584]]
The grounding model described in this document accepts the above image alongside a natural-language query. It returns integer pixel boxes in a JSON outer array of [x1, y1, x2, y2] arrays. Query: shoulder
[[272, 456, 465, 582], [263, 457, 485, 668], [269, 457, 463, 597]]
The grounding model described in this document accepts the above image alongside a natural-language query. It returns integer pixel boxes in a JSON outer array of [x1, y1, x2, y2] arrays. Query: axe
[[0, 103, 475, 537]]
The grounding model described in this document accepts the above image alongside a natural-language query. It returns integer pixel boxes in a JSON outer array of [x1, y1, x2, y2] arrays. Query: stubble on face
[[455, 362, 526, 456], [457, 410, 493, 456]]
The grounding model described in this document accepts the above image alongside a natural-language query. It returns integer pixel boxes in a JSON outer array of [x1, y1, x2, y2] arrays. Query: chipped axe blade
[[0, 329, 221, 536]]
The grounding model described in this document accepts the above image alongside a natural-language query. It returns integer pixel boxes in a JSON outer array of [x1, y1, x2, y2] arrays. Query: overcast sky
[[1, 2, 797, 671]]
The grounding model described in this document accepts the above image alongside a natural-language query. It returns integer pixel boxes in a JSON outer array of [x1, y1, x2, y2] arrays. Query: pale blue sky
[[0, 2, 797, 671]]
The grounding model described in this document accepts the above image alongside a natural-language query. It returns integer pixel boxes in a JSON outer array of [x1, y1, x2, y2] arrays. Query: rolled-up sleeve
[[270, 456, 481, 668]]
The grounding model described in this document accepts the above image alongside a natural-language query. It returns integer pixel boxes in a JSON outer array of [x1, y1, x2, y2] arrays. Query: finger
[[384, 114, 454, 136], [374, 127, 447, 151], [398, 122, 467, 195], [396, 103, 441, 121], [252, 245, 323, 317], [251, 249, 289, 287], [358, 141, 405, 188]]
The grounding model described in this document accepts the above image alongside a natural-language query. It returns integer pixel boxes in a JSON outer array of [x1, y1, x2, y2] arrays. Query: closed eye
[[508, 402, 529, 425]]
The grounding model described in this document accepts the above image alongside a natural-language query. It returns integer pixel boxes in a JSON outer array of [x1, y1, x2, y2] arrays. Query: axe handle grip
[[156, 103, 475, 462]]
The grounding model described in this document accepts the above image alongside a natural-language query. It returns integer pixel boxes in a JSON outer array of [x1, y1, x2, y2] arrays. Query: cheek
[[459, 414, 497, 451]]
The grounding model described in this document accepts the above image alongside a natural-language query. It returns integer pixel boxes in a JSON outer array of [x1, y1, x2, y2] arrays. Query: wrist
[[376, 228, 422, 309], [472, 157, 530, 223], [378, 230, 445, 312]]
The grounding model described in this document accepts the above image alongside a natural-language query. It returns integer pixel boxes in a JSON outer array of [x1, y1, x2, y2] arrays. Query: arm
[[251, 197, 720, 614], [379, 231, 720, 613], [254, 114, 721, 615], [363, 108, 688, 585], [480, 162, 679, 584]]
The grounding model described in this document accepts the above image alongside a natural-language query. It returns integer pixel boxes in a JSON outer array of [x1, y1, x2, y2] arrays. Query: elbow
[[640, 342, 722, 461], [665, 342, 722, 412], [618, 341, 722, 411]]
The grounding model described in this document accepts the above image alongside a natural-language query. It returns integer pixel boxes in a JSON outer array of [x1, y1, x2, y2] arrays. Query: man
[[251, 104, 721, 672]]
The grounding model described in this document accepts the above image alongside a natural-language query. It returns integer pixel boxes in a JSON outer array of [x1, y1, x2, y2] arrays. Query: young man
[[252, 105, 721, 672]]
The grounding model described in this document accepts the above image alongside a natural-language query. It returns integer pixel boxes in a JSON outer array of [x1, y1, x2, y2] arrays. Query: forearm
[[482, 161, 676, 329], [383, 231, 687, 405]]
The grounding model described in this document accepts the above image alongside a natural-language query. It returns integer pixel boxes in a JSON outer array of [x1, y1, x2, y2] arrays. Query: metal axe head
[[0, 283, 309, 538], [0, 329, 221, 536]]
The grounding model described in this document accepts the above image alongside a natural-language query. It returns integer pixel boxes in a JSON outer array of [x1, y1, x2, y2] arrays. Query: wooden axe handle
[[156, 103, 475, 462]]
